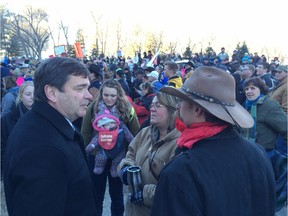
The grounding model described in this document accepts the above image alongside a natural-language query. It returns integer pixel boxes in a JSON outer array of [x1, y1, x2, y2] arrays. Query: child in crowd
[[86, 109, 134, 177]]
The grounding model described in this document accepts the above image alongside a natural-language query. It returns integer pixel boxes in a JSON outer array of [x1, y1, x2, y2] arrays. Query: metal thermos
[[127, 166, 142, 195]]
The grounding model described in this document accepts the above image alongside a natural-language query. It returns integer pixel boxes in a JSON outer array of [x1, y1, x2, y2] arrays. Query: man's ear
[[193, 104, 204, 117], [44, 85, 57, 103]]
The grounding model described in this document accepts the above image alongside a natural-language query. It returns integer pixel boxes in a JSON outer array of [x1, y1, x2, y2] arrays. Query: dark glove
[[128, 191, 144, 205], [119, 165, 132, 185]]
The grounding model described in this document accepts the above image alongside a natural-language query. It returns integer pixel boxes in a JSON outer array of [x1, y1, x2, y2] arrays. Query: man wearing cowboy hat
[[150, 66, 275, 216]]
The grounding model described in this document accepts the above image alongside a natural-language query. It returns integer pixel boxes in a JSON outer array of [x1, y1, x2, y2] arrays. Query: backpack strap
[[129, 107, 135, 124]]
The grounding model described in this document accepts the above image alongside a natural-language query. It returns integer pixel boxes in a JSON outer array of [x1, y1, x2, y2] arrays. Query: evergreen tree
[[236, 42, 249, 63]]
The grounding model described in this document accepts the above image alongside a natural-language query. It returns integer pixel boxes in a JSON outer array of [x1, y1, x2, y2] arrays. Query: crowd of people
[[0, 46, 287, 215]]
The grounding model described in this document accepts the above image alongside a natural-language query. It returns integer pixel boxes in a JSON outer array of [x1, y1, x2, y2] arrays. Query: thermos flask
[[127, 166, 142, 195]]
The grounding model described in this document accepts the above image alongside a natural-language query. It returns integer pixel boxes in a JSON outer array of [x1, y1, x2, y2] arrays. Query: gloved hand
[[85, 143, 96, 153], [119, 165, 132, 185], [129, 191, 144, 205]]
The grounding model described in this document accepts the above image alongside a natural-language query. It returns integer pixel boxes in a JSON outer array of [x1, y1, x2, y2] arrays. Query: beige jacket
[[270, 76, 287, 114], [117, 125, 180, 216]]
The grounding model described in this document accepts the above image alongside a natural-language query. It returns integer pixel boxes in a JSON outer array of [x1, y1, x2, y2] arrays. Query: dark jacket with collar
[[151, 126, 275, 216], [4, 101, 99, 216], [1, 102, 29, 177], [259, 73, 274, 90]]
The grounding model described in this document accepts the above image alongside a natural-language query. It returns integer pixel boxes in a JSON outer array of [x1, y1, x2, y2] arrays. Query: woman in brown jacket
[[117, 91, 180, 216]]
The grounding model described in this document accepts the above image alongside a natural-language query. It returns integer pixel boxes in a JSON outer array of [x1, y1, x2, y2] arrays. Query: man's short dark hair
[[34, 57, 89, 102], [259, 62, 270, 71]]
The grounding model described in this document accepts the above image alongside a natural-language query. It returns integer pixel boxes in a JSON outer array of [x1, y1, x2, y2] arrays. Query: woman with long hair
[[81, 79, 140, 216]]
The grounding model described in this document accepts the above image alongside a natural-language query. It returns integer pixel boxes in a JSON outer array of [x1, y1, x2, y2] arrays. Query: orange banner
[[74, 42, 84, 58]]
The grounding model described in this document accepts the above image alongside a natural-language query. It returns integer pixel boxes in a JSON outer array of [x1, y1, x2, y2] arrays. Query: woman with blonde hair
[[15, 81, 34, 106], [1, 81, 34, 178], [81, 79, 140, 216]]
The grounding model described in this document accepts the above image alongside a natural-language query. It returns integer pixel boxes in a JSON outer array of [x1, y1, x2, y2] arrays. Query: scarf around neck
[[244, 94, 265, 142], [96, 100, 121, 118], [175, 117, 228, 149], [245, 94, 264, 110]]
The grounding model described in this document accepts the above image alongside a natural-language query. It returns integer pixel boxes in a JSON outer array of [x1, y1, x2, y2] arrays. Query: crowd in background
[[1, 46, 287, 215]]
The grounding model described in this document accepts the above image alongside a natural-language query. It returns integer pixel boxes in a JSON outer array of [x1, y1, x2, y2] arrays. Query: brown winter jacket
[[117, 125, 180, 216], [270, 76, 287, 114]]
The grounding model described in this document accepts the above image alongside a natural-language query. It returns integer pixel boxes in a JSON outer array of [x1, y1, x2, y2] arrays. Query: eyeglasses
[[149, 102, 165, 110]]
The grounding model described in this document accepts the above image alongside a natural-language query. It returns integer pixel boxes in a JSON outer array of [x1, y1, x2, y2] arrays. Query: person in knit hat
[[86, 109, 134, 177]]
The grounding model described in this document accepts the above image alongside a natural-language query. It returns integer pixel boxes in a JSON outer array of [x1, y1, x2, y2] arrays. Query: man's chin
[[77, 109, 87, 119]]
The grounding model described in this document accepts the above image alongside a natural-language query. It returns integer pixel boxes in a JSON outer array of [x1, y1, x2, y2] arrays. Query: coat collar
[[32, 102, 76, 140], [274, 76, 287, 89], [175, 126, 237, 154], [149, 125, 180, 148]]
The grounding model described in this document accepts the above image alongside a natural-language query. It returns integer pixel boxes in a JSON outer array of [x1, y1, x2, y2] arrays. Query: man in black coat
[[151, 66, 275, 216], [256, 62, 275, 91], [115, 68, 130, 97], [4, 57, 99, 216]]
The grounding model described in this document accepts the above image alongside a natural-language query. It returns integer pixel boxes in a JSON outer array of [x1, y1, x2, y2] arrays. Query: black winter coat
[[151, 127, 275, 216], [4, 102, 99, 216], [1, 102, 29, 177]]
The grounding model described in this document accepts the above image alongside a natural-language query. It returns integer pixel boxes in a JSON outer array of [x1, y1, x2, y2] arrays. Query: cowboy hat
[[160, 66, 254, 128]]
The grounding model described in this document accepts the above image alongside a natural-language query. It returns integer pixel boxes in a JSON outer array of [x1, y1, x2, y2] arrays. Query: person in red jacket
[[129, 82, 155, 127]]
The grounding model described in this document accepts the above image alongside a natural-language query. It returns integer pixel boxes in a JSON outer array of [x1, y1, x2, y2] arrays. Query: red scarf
[[175, 117, 228, 149]]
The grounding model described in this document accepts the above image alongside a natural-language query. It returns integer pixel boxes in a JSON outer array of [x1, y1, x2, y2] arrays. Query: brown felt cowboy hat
[[160, 66, 254, 128]]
